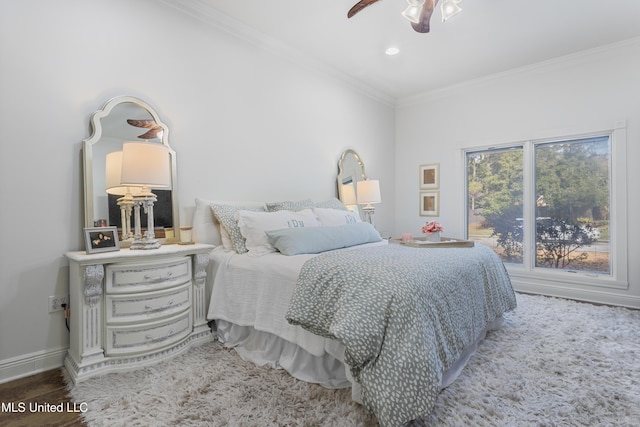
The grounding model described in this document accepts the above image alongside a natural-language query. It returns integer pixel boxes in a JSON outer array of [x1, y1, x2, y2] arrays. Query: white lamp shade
[[357, 179, 381, 204], [120, 142, 171, 189], [105, 151, 143, 196]]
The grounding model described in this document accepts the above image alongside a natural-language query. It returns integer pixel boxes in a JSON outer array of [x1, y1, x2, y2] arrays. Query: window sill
[[506, 265, 628, 290], [505, 265, 639, 308]]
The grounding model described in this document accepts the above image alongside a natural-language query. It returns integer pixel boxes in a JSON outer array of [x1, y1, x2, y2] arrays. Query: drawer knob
[[143, 271, 173, 283]]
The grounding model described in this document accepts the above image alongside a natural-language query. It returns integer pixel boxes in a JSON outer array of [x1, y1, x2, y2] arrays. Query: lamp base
[[129, 193, 161, 250], [130, 237, 161, 250], [362, 206, 376, 227]]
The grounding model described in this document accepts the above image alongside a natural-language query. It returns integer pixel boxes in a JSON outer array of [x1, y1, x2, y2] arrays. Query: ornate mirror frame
[[337, 149, 368, 213], [82, 96, 179, 242]]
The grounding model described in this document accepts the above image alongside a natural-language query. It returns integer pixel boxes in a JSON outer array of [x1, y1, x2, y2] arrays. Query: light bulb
[[441, 0, 462, 22], [402, 0, 426, 23]]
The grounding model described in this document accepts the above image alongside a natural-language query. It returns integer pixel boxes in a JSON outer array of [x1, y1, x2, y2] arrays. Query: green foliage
[[467, 136, 609, 271], [467, 149, 523, 218], [535, 218, 598, 269], [535, 139, 609, 221], [485, 205, 523, 262]]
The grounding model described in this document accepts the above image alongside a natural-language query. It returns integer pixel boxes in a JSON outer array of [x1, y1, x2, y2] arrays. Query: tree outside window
[[466, 135, 611, 275]]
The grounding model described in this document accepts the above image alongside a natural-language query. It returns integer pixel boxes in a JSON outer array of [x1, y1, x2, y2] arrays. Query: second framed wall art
[[420, 191, 440, 216]]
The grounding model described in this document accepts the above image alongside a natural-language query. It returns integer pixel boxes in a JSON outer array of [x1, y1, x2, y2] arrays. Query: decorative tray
[[394, 237, 475, 248]]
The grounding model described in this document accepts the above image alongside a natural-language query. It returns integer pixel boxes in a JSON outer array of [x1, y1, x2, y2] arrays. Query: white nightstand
[[64, 243, 214, 383]]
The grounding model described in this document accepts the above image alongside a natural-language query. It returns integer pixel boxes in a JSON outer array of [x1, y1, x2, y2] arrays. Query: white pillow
[[192, 198, 221, 246], [313, 207, 361, 226], [237, 209, 320, 256]]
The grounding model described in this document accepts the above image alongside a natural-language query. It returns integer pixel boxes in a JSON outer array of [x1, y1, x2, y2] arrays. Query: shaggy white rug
[[67, 293, 640, 426]]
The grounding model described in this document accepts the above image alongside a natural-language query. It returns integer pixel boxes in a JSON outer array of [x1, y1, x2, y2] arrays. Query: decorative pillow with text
[[237, 209, 320, 256], [313, 207, 361, 226]]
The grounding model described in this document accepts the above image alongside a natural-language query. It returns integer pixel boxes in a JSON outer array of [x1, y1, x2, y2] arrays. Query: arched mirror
[[337, 149, 367, 213], [82, 96, 179, 244]]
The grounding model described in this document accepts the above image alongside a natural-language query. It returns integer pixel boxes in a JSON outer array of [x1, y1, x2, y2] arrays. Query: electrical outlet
[[48, 295, 69, 313]]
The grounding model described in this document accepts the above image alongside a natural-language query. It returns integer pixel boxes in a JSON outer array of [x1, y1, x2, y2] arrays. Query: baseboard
[[0, 347, 67, 384]]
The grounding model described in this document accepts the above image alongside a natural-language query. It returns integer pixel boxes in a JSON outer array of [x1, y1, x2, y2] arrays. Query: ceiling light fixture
[[385, 47, 400, 56], [348, 0, 462, 33]]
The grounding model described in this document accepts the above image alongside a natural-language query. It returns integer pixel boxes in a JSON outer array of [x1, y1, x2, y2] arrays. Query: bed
[[193, 197, 517, 427]]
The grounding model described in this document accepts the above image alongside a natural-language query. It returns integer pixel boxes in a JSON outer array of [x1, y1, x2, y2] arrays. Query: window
[[466, 133, 619, 282], [467, 147, 524, 264], [533, 137, 610, 274]]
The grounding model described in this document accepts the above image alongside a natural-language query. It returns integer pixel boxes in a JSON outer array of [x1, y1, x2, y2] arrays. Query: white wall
[[0, 0, 395, 381], [395, 39, 640, 307]]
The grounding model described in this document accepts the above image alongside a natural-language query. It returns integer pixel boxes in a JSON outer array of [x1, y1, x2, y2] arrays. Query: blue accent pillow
[[265, 223, 382, 256]]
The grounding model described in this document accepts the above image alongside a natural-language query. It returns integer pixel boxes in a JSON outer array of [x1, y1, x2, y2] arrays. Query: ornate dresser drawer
[[106, 257, 191, 293], [105, 282, 191, 324], [105, 310, 192, 356]]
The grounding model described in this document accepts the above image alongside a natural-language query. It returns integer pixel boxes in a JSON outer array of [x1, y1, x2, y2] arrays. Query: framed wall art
[[84, 226, 120, 254], [419, 191, 440, 216], [419, 163, 440, 190]]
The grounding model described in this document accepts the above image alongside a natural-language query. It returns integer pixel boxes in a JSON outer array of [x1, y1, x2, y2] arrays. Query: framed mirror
[[82, 96, 179, 244], [337, 149, 367, 213]]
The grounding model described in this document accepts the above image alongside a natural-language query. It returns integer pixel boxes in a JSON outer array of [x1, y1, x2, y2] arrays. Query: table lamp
[[119, 142, 171, 249], [105, 151, 143, 241], [357, 179, 381, 226]]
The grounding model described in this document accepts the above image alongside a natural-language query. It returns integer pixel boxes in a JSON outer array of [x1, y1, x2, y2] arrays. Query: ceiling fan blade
[[137, 128, 162, 140], [411, 0, 438, 33], [127, 119, 162, 139], [127, 119, 157, 129], [347, 0, 381, 18]]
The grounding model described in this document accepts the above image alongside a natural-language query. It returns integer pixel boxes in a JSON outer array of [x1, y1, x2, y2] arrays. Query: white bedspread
[[206, 241, 388, 359]]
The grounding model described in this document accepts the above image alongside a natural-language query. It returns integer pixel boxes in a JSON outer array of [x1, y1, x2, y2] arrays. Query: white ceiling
[[164, 0, 640, 101]]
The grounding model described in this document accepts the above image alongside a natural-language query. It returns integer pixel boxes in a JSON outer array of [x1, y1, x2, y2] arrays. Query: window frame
[[462, 122, 628, 293]]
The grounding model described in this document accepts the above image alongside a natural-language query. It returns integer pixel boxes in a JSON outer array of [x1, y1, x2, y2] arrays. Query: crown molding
[[158, 0, 396, 107], [397, 36, 640, 109]]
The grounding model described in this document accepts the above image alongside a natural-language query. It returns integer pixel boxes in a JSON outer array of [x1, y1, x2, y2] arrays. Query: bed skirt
[[213, 316, 505, 404]]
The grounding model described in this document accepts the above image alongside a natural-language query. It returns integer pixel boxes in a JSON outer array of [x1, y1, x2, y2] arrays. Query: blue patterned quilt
[[286, 243, 516, 427]]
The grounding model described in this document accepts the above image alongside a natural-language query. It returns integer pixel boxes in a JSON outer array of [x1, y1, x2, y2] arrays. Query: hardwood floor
[[0, 369, 85, 427]]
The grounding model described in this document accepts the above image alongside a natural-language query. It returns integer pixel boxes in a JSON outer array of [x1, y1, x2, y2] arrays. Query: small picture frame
[[419, 163, 440, 190], [84, 227, 120, 254], [420, 191, 440, 216]]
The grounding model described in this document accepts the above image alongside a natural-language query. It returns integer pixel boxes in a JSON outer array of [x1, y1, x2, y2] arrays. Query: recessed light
[[385, 47, 400, 56]]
